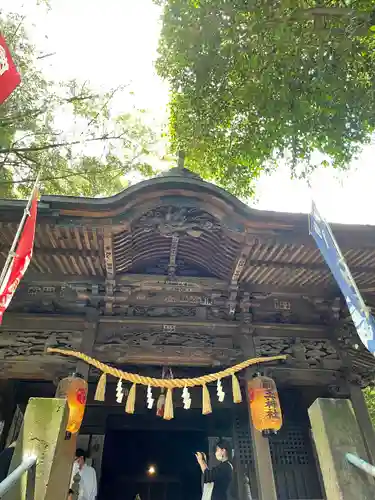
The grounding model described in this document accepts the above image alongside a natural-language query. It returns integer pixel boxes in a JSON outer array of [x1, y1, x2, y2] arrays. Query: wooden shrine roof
[[0, 167, 374, 297], [1, 168, 375, 383]]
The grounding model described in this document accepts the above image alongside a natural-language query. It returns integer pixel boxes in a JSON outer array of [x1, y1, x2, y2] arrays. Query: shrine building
[[0, 167, 375, 500]]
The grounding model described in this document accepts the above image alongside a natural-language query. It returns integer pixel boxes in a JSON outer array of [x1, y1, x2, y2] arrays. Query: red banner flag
[[0, 191, 38, 324], [0, 34, 21, 104]]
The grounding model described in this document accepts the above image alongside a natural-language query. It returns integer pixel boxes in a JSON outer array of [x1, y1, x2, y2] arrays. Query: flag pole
[[308, 180, 370, 317], [0, 172, 40, 290]]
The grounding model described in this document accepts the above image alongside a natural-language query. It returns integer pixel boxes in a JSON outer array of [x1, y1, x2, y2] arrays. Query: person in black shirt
[[196, 439, 233, 500]]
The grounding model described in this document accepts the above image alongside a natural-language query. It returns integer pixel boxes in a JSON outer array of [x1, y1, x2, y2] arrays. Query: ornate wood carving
[[227, 245, 252, 316], [0, 328, 82, 379], [131, 306, 197, 318], [249, 294, 334, 325], [0, 329, 82, 361], [94, 324, 241, 366], [334, 322, 375, 385], [138, 206, 220, 238], [255, 337, 341, 369]]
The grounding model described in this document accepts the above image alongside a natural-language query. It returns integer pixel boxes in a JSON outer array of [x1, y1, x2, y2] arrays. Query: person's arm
[[91, 467, 98, 499]]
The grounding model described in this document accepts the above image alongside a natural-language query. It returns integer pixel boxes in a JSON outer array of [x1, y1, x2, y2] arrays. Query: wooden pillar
[[245, 369, 277, 500], [309, 398, 375, 499], [76, 308, 99, 379], [349, 384, 375, 465], [3, 398, 76, 500], [239, 330, 277, 500]]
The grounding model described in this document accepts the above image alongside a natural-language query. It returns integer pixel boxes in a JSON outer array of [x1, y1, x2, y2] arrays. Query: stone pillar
[[309, 398, 375, 499], [3, 398, 76, 500]]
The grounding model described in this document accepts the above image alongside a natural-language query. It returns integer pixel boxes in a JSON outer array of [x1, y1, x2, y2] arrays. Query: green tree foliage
[[364, 387, 375, 425], [155, 0, 375, 196], [0, 11, 158, 198]]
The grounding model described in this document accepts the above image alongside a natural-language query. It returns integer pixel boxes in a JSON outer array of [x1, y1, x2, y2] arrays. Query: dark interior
[[99, 428, 207, 500]]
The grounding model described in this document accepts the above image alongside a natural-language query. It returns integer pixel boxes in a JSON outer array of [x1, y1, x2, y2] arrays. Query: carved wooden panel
[[0, 329, 82, 361], [131, 306, 197, 318], [137, 206, 220, 239], [128, 291, 216, 306], [249, 294, 334, 325], [255, 337, 341, 369], [94, 325, 241, 366], [335, 322, 375, 385]]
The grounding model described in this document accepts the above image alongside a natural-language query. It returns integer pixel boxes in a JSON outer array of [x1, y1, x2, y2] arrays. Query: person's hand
[[195, 452, 206, 466]]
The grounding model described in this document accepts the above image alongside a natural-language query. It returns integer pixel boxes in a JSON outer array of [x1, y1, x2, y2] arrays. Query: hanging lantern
[[56, 373, 88, 434], [247, 375, 282, 435]]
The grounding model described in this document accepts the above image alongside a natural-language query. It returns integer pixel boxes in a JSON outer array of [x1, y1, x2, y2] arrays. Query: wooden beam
[[167, 235, 179, 279], [20, 272, 339, 298], [242, 282, 337, 297], [267, 367, 344, 387], [98, 315, 240, 329], [103, 229, 115, 313], [240, 332, 277, 500], [227, 245, 252, 316], [103, 230, 115, 279], [0, 313, 86, 330], [254, 322, 328, 335], [76, 309, 99, 380]]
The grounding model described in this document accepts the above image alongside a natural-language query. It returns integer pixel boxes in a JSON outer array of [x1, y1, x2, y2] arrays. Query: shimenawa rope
[[47, 347, 286, 388]]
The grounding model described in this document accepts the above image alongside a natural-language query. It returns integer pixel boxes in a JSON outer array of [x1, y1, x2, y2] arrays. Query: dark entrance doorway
[[99, 428, 207, 500]]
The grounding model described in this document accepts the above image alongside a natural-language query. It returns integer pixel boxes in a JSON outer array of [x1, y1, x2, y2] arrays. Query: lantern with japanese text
[[56, 373, 88, 434], [247, 375, 282, 435]]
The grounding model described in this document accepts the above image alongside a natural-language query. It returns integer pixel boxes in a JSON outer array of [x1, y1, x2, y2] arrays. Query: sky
[[2, 0, 375, 225]]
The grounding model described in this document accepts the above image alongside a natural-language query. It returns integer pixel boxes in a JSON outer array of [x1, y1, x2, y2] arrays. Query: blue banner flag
[[309, 202, 375, 354]]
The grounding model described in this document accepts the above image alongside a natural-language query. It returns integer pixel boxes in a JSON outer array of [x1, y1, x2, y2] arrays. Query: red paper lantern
[[248, 375, 282, 435], [56, 373, 88, 434]]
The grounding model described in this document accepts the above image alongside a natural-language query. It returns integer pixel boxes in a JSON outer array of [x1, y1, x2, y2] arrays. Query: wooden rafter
[[103, 229, 115, 314], [167, 235, 179, 278]]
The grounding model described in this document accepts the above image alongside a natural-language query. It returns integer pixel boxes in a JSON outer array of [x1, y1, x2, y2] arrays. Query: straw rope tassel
[[125, 383, 137, 414], [202, 384, 212, 415], [94, 372, 106, 401], [164, 388, 174, 420], [232, 374, 242, 404]]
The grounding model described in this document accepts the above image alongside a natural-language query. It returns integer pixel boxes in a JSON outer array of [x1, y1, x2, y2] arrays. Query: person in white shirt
[[70, 448, 97, 500]]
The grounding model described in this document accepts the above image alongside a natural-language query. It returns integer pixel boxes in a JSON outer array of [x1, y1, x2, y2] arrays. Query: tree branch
[[0, 134, 127, 154]]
